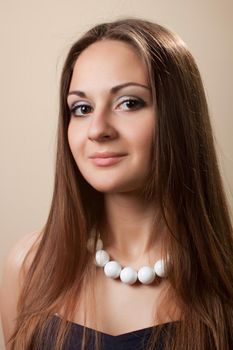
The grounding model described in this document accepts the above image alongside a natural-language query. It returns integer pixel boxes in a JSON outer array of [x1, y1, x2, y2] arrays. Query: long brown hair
[[9, 17, 233, 349]]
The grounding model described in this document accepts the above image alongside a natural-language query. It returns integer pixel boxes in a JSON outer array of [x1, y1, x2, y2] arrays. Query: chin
[[78, 168, 147, 193], [86, 178, 143, 194], [87, 182, 124, 193]]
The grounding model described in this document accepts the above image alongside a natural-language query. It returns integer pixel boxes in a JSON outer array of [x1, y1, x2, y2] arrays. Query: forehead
[[69, 39, 149, 90]]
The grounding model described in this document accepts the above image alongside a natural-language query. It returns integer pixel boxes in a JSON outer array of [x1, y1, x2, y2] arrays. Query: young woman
[[1, 17, 233, 350]]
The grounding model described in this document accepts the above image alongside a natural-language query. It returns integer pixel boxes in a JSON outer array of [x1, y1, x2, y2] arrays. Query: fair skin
[[0, 230, 42, 349], [0, 40, 179, 345], [66, 40, 177, 334], [67, 39, 163, 263]]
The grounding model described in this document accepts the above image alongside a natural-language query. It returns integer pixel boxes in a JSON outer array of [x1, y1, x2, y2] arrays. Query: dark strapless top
[[40, 314, 178, 349]]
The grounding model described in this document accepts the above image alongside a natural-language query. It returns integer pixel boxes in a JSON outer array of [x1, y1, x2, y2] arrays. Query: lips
[[89, 151, 127, 159], [89, 151, 127, 167]]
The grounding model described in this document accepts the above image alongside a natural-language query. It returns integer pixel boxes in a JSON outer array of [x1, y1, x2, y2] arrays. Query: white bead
[[138, 266, 155, 284], [104, 261, 122, 279], [120, 267, 138, 285], [154, 259, 166, 277], [95, 250, 110, 267]]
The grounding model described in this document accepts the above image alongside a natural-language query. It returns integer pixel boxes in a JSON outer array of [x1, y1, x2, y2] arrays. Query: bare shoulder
[[6, 230, 42, 272], [0, 230, 43, 349]]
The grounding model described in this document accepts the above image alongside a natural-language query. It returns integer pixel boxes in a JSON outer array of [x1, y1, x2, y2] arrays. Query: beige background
[[0, 0, 232, 348]]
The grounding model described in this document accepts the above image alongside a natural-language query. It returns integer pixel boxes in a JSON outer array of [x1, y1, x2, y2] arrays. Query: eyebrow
[[67, 82, 151, 98]]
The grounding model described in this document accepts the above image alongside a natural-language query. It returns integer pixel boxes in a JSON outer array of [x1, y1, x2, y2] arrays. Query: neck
[[100, 192, 166, 265]]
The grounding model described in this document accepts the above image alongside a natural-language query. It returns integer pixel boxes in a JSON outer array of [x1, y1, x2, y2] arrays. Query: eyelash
[[69, 98, 146, 117]]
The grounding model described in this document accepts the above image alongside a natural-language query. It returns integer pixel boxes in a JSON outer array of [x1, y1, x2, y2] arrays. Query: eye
[[70, 103, 93, 117], [117, 98, 146, 111]]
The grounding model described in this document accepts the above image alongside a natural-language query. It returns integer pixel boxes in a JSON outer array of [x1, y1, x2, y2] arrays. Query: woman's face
[[67, 39, 156, 193]]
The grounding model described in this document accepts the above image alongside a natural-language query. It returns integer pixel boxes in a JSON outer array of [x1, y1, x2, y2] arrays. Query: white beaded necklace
[[87, 234, 167, 285]]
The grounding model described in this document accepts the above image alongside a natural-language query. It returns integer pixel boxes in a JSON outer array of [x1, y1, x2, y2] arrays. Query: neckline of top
[[53, 313, 180, 339]]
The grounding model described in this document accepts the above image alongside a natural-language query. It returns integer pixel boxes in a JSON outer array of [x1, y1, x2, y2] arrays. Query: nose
[[87, 107, 118, 142]]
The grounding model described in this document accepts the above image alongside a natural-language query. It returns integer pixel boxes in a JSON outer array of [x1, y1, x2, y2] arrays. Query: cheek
[[68, 123, 82, 151], [67, 125, 75, 155], [129, 118, 155, 155]]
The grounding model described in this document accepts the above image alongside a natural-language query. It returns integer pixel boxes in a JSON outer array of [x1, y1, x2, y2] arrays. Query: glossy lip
[[90, 156, 126, 166], [89, 151, 127, 159]]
